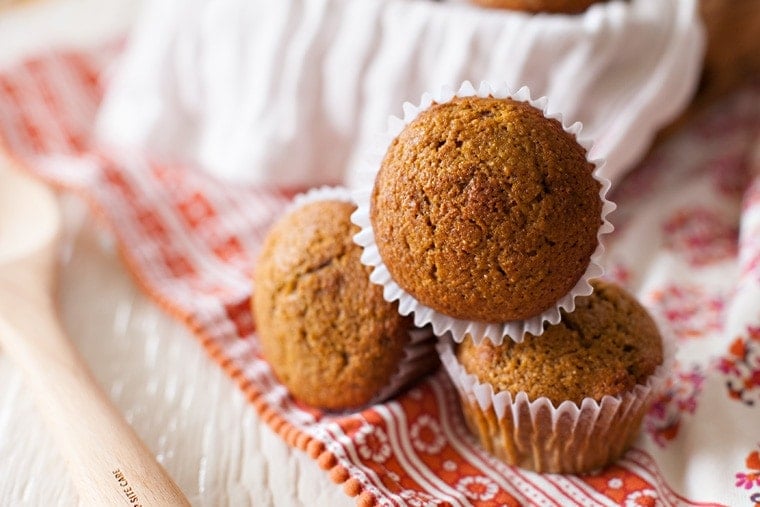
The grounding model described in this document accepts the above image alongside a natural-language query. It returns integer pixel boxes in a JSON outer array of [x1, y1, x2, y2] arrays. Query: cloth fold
[[94, 0, 704, 188]]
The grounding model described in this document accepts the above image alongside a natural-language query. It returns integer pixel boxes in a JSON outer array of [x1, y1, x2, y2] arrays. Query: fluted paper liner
[[286, 186, 437, 409], [436, 330, 674, 474], [351, 81, 615, 345]]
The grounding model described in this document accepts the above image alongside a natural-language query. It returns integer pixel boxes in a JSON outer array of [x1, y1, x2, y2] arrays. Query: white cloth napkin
[[95, 0, 704, 187]]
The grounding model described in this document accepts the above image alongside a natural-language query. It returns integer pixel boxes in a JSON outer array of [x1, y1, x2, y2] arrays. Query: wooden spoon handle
[[0, 302, 190, 506]]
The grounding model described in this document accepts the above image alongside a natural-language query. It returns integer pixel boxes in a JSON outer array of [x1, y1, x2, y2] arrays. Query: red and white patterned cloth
[[1, 46, 759, 506]]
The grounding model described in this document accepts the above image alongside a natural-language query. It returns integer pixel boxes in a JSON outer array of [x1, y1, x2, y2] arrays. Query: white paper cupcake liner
[[288, 184, 357, 211], [436, 329, 674, 472], [367, 326, 438, 407], [351, 81, 615, 344], [287, 186, 438, 409]]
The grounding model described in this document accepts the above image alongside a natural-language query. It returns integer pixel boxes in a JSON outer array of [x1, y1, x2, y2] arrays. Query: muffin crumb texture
[[371, 96, 602, 323], [253, 200, 419, 410], [457, 279, 663, 406]]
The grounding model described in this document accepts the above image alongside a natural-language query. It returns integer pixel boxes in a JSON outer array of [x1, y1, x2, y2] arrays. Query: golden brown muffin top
[[469, 0, 608, 14], [456, 280, 663, 405], [371, 96, 602, 323], [253, 199, 418, 410]]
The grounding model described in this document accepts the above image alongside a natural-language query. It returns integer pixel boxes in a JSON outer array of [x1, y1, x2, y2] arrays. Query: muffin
[[253, 189, 435, 411], [370, 95, 602, 324], [469, 0, 609, 14], [438, 279, 667, 474]]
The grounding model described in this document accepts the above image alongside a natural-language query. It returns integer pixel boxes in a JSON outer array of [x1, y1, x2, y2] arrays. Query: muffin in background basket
[[439, 279, 666, 474], [253, 189, 436, 411], [468, 0, 610, 14]]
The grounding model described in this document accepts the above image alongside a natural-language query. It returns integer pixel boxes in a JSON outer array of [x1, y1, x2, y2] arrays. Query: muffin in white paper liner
[[435, 325, 674, 474], [270, 186, 437, 410], [351, 81, 615, 345]]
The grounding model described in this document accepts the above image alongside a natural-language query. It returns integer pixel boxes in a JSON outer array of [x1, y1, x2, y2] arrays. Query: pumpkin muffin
[[439, 279, 666, 473], [370, 96, 602, 324], [469, 0, 609, 14], [254, 194, 435, 411]]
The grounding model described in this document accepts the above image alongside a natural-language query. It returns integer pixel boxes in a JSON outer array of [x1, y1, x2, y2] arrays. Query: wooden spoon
[[0, 162, 190, 506]]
